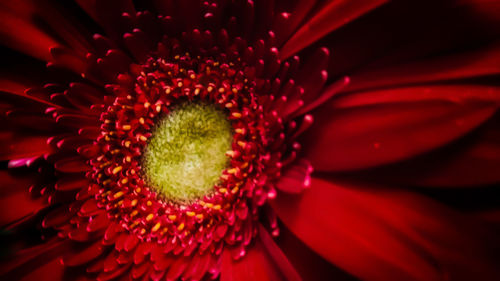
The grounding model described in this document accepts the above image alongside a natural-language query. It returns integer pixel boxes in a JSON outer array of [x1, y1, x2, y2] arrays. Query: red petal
[[0, 239, 68, 279], [275, 159, 312, 194], [62, 241, 106, 267], [272, 177, 500, 281], [18, 258, 65, 281], [273, 0, 318, 45], [55, 156, 90, 173], [55, 176, 89, 191], [0, 133, 51, 161], [276, 225, 358, 281], [279, 0, 388, 59], [221, 236, 301, 281], [0, 10, 58, 61], [333, 85, 500, 108], [182, 253, 211, 281], [257, 225, 301, 281], [344, 43, 500, 93], [345, 118, 500, 187], [0, 188, 46, 227], [304, 86, 498, 171]]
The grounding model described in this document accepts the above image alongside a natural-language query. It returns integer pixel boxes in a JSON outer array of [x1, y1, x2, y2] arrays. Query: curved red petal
[[276, 224, 359, 281], [271, 177, 500, 281], [279, 0, 388, 59], [344, 43, 500, 93], [221, 234, 301, 281], [345, 117, 500, 187], [0, 10, 59, 61], [304, 86, 498, 171]]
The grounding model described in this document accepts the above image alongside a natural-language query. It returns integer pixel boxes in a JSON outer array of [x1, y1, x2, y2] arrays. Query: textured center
[[143, 102, 233, 202]]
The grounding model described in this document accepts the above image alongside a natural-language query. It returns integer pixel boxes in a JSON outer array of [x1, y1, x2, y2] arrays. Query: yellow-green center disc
[[143, 102, 233, 202]]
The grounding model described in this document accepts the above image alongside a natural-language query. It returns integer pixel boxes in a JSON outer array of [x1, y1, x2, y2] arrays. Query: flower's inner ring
[[90, 50, 287, 247], [143, 101, 233, 202]]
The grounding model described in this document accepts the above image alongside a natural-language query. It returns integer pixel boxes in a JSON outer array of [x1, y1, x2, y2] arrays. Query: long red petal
[[304, 85, 499, 171], [279, 0, 388, 59], [343, 43, 500, 93], [221, 232, 301, 281], [272, 177, 500, 281], [338, 115, 500, 187], [0, 10, 58, 61]]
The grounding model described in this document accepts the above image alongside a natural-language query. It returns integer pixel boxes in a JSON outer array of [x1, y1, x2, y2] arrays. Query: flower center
[[143, 101, 233, 202]]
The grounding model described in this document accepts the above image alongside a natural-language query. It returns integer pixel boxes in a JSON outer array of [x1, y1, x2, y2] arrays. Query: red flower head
[[1, 1, 500, 281]]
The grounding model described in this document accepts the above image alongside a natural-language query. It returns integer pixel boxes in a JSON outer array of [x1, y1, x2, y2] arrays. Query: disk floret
[[89, 52, 287, 256]]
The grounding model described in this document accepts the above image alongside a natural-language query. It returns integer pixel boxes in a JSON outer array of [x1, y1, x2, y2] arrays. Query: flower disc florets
[[89, 50, 288, 256]]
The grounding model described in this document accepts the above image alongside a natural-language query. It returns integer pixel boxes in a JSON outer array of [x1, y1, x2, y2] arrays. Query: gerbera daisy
[[1, 0, 500, 281]]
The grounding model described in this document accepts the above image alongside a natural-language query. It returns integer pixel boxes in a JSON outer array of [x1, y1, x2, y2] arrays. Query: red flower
[[1, 1, 500, 281]]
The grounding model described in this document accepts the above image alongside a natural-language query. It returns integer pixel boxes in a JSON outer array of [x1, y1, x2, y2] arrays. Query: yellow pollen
[[144, 102, 150, 108], [113, 191, 124, 199], [219, 188, 227, 193], [205, 203, 213, 208], [225, 103, 233, 108], [140, 135, 148, 142], [218, 87, 225, 93], [207, 86, 213, 92], [140, 228, 146, 235], [177, 81, 183, 87], [152, 222, 161, 232], [124, 141, 131, 148], [177, 223, 185, 231], [237, 141, 246, 148], [196, 214, 204, 220], [232, 112, 242, 118], [146, 201, 152, 206], [121, 178, 128, 184], [139, 117, 145, 124], [231, 187, 239, 194], [186, 211, 195, 217], [213, 205, 221, 210], [112, 166, 122, 174], [146, 213, 154, 221], [131, 199, 138, 206], [168, 215, 177, 221], [135, 188, 142, 193], [125, 156, 131, 162], [143, 102, 232, 202], [190, 74, 196, 79], [130, 210, 138, 217], [232, 88, 238, 94]]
